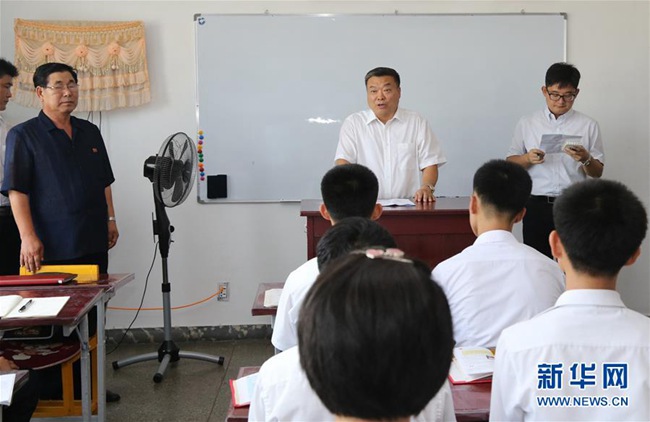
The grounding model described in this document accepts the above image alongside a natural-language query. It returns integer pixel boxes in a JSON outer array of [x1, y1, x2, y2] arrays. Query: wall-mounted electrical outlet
[[217, 282, 229, 302]]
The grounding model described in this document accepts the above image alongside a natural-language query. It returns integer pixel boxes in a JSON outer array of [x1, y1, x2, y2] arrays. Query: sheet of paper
[[448, 358, 492, 384], [378, 198, 415, 207], [263, 289, 283, 308], [4, 296, 70, 319], [0, 373, 16, 406], [539, 134, 583, 154], [0, 295, 24, 318]]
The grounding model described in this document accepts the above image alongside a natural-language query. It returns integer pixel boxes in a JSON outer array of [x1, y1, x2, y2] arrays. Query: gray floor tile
[[103, 339, 273, 422]]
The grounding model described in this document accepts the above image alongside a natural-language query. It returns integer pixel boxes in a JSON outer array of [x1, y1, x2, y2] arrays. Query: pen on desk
[[18, 299, 33, 313]]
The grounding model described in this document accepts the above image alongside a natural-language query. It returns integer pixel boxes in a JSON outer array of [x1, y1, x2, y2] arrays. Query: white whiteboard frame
[[194, 12, 567, 203]]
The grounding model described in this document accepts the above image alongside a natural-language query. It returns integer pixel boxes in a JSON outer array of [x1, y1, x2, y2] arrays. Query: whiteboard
[[195, 13, 566, 202]]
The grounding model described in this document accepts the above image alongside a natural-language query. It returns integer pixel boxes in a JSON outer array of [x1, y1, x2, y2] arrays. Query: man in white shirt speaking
[[490, 179, 649, 421], [335, 67, 446, 201]]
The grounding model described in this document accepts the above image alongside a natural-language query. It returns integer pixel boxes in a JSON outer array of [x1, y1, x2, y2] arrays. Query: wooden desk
[[453, 382, 491, 422], [0, 288, 102, 330], [0, 288, 103, 422], [226, 366, 260, 422], [301, 198, 476, 268], [0, 273, 135, 422], [226, 366, 491, 422], [251, 282, 284, 317]]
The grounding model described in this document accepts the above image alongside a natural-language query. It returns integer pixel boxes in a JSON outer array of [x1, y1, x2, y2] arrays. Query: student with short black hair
[[507, 62, 604, 258], [319, 162, 381, 222], [271, 164, 382, 352], [491, 179, 649, 421], [252, 220, 445, 422], [433, 159, 564, 348], [299, 251, 454, 421], [316, 216, 395, 271]]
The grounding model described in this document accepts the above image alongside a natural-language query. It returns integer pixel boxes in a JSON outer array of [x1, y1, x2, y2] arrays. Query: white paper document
[[263, 289, 283, 308], [0, 373, 16, 406], [539, 134, 583, 154], [378, 198, 415, 207], [3, 296, 70, 319]]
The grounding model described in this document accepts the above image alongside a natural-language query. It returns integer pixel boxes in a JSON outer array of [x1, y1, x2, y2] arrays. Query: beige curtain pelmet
[[14, 19, 151, 111]]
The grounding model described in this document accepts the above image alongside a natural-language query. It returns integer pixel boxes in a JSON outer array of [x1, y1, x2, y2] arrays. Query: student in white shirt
[[298, 249, 455, 422], [271, 164, 382, 351], [432, 160, 564, 348], [335, 67, 446, 201], [507, 62, 604, 258], [253, 219, 437, 422], [491, 179, 649, 421]]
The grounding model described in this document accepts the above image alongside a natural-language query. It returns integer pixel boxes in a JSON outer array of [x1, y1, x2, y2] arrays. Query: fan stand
[[112, 194, 225, 383]]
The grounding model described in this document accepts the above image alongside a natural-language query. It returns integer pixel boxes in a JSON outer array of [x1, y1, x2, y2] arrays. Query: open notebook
[[0, 295, 70, 319]]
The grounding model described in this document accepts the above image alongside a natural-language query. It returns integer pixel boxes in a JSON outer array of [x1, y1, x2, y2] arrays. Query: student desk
[[226, 366, 491, 422], [0, 273, 135, 422], [300, 198, 476, 268], [0, 288, 102, 421], [251, 282, 284, 317], [452, 382, 492, 422]]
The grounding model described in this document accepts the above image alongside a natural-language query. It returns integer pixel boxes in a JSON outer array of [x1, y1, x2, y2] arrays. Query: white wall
[[1, 1, 648, 329]]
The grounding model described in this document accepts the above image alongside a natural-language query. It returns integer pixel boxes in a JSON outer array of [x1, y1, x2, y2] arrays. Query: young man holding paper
[[506, 63, 604, 258]]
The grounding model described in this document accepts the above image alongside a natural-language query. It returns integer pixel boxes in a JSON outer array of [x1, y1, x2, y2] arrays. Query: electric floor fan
[[112, 132, 224, 383]]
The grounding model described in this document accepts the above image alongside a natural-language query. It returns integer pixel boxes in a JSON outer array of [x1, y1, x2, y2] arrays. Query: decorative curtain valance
[[14, 19, 151, 111]]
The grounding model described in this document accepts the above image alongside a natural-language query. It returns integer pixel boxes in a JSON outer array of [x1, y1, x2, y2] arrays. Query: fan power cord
[[106, 244, 227, 354], [106, 240, 157, 355], [107, 288, 225, 311]]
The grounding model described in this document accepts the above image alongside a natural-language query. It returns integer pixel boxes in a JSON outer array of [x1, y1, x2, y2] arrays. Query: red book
[[229, 372, 259, 408], [0, 273, 77, 286]]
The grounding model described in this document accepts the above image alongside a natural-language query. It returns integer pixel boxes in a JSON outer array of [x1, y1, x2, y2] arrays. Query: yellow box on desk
[[20, 265, 99, 284]]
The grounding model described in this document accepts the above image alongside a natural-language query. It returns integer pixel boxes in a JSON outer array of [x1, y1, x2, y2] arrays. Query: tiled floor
[[102, 339, 274, 422]]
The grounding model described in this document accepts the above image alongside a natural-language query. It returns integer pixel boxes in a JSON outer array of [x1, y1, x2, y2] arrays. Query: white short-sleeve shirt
[[271, 258, 319, 351], [432, 230, 565, 348], [250, 346, 457, 422], [335, 108, 446, 199], [507, 108, 604, 196], [490, 289, 650, 421]]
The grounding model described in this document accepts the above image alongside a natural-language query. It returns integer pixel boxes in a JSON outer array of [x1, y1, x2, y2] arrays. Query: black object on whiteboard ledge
[[207, 174, 228, 199]]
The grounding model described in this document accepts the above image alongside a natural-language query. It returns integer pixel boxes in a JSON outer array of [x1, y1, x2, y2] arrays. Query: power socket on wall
[[217, 282, 229, 302]]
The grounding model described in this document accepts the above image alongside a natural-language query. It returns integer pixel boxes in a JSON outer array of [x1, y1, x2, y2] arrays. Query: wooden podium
[[300, 197, 476, 268]]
